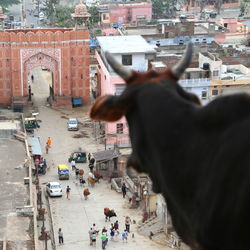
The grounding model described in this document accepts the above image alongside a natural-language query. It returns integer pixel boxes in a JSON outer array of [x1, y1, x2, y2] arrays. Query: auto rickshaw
[[68, 152, 87, 163], [24, 117, 40, 129], [58, 164, 69, 180]]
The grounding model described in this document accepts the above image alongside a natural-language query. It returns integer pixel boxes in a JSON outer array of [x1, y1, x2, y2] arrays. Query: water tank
[[203, 63, 210, 70]]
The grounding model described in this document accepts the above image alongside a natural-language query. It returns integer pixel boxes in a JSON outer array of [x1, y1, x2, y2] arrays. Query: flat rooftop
[[97, 35, 156, 54], [0, 120, 20, 130], [0, 139, 32, 248]]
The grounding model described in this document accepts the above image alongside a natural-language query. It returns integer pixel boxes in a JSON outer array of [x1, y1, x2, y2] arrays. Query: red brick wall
[[0, 29, 90, 106]]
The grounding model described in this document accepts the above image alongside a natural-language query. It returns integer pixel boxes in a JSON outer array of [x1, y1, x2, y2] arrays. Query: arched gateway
[[0, 28, 90, 107]]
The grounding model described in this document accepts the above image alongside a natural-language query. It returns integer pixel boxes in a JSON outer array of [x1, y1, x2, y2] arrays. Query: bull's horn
[[105, 51, 133, 81], [172, 42, 193, 78]]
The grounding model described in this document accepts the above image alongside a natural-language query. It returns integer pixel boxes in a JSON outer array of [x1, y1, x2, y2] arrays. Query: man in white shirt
[[71, 159, 76, 170]]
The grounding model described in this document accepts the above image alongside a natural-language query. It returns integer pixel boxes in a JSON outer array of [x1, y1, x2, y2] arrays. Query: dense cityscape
[[0, 0, 249, 249]]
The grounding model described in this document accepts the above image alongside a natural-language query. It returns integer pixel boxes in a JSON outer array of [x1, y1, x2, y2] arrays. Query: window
[[213, 70, 219, 77], [201, 91, 207, 99], [116, 123, 123, 134], [122, 55, 132, 66], [212, 89, 218, 96]]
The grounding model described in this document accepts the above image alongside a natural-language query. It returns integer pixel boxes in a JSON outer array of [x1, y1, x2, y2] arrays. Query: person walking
[[122, 230, 128, 242], [114, 220, 119, 230], [58, 228, 64, 244], [31, 74, 34, 82], [75, 168, 79, 179], [88, 153, 91, 162], [71, 159, 76, 170], [101, 232, 108, 249], [121, 182, 127, 198], [125, 216, 131, 233], [66, 185, 71, 200], [88, 227, 94, 246], [47, 137, 52, 148], [91, 231, 97, 247], [45, 143, 49, 154]]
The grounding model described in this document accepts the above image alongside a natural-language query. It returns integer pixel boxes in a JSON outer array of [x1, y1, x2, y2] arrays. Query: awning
[[28, 137, 42, 156]]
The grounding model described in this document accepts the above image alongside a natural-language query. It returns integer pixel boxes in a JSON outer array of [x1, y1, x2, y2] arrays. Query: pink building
[[95, 35, 156, 148], [216, 18, 243, 33], [98, 1, 152, 26]]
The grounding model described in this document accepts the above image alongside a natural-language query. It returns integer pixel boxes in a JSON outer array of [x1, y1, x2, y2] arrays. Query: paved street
[[8, 0, 42, 28], [30, 69, 169, 250]]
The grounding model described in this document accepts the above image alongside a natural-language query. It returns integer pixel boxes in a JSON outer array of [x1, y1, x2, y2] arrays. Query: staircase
[[137, 216, 164, 237]]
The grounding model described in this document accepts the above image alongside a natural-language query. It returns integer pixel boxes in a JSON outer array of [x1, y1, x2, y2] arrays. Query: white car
[[46, 182, 62, 197], [67, 118, 78, 131]]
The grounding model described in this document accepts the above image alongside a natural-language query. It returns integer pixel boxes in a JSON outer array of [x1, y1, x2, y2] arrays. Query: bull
[[90, 43, 250, 250], [104, 208, 117, 222]]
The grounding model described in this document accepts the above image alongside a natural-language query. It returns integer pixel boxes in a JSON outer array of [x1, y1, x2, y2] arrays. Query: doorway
[[29, 67, 53, 107]]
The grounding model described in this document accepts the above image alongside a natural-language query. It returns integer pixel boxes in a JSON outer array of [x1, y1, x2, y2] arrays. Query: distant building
[[95, 35, 156, 148], [98, 0, 152, 27]]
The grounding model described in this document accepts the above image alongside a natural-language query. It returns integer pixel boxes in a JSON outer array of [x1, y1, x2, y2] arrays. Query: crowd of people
[[88, 218, 130, 249]]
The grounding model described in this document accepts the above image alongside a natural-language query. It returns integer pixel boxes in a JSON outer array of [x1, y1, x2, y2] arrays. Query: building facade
[[98, 1, 152, 27], [95, 35, 156, 148]]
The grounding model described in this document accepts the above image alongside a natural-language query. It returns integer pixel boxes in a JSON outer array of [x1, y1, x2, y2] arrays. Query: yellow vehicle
[[58, 164, 69, 180]]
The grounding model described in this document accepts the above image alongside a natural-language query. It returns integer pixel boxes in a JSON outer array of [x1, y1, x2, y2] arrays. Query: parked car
[[67, 118, 78, 131], [46, 182, 62, 197]]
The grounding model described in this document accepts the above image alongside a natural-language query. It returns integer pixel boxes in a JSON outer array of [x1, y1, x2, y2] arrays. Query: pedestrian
[[47, 137, 52, 148], [88, 227, 94, 246], [58, 228, 64, 244], [91, 231, 97, 247], [92, 223, 98, 233], [110, 227, 115, 240], [114, 220, 119, 230], [75, 168, 79, 179], [45, 143, 49, 154], [114, 229, 119, 241], [101, 232, 108, 249], [31, 74, 34, 82], [125, 216, 131, 233], [43, 158, 47, 168], [88, 153, 91, 162], [102, 226, 107, 234], [71, 159, 76, 170], [66, 185, 71, 200], [122, 229, 128, 242], [121, 182, 127, 198]]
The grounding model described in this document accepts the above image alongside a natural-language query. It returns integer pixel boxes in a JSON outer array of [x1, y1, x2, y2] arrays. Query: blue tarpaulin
[[28, 137, 42, 156]]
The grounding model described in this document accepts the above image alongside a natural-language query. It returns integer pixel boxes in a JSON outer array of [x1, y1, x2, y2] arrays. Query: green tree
[[240, 0, 250, 15], [54, 6, 74, 27], [151, 0, 164, 18], [44, 0, 59, 26], [0, 0, 19, 8], [87, 5, 99, 25]]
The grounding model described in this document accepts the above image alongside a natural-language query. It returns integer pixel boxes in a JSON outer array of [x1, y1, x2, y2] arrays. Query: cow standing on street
[[90, 43, 250, 250], [104, 208, 117, 222]]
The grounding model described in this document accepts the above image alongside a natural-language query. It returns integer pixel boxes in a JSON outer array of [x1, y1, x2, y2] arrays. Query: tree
[[0, 0, 19, 8], [44, 0, 60, 26], [240, 0, 250, 15], [54, 6, 74, 27], [87, 5, 99, 25], [151, 0, 164, 18], [151, 0, 177, 18]]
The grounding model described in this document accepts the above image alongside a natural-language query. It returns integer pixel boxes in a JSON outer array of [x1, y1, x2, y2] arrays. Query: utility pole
[[21, 0, 26, 28]]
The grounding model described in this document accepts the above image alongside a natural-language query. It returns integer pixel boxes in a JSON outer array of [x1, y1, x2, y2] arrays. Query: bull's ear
[[90, 95, 126, 122]]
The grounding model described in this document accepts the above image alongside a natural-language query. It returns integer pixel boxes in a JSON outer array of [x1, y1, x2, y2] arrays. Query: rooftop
[[92, 149, 119, 161], [97, 35, 156, 54]]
